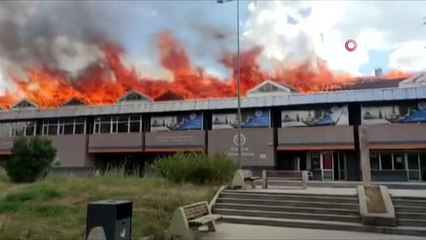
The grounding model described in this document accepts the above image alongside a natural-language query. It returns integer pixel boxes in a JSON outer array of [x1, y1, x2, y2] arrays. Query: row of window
[[0, 115, 143, 136], [370, 152, 426, 171], [0, 121, 36, 137]]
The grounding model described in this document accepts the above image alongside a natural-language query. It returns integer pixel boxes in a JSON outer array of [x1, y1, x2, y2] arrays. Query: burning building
[[0, 73, 425, 182]]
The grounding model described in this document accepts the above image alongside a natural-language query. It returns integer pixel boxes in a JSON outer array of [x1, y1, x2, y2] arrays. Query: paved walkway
[[199, 223, 425, 240]]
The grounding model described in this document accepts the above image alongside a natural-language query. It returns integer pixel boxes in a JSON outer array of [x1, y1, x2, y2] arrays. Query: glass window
[[48, 125, 58, 135], [129, 121, 141, 132], [64, 124, 74, 134], [407, 153, 419, 170], [370, 152, 380, 170], [393, 153, 405, 170], [380, 153, 392, 170], [130, 115, 141, 121], [74, 124, 85, 134], [117, 122, 128, 133], [100, 122, 111, 133], [311, 153, 321, 170]]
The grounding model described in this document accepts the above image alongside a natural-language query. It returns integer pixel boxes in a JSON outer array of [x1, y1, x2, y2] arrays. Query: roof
[[63, 97, 86, 106], [9, 98, 38, 110], [0, 86, 425, 121], [399, 73, 426, 88], [117, 90, 152, 103], [246, 80, 298, 97], [338, 78, 406, 90]]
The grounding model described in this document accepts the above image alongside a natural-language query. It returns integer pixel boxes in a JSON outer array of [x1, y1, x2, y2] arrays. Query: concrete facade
[[208, 128, 275, 168]]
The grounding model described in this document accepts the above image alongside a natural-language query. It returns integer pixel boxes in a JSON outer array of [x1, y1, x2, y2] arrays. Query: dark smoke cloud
[[0, 1, 122, 74]]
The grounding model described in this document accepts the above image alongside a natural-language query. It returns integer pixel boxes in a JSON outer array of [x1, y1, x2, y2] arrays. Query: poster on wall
[[150, 112, 203, 131], [212, 109, 270, 129], [362, 102, 426, 125], [281, 105, 349, 127]]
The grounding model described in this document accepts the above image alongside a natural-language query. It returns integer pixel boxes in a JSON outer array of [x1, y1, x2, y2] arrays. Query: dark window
[[393, 153, 405, 170], [48, 125, 58, 135], [100, 122, 110, 133], [381, 153, 392, 170], [117, 122, 128, 133], [64, 124, 74, 134], [129, 122, 140, 132], [370, 152, 380, 170], [407, 153, 419, 170], [74, 124, 85, 134]]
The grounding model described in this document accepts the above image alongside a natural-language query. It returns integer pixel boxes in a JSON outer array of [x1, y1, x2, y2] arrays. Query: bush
[[5, 137, 57, 183], [150, 152, 236, 184]]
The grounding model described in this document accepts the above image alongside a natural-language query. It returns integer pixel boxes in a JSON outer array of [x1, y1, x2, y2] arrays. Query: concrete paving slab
[[199, 223, 425, 240]]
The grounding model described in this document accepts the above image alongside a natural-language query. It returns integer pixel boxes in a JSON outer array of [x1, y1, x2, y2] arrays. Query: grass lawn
[[364, 185, 386, 214], [0, 168, 219, 240]]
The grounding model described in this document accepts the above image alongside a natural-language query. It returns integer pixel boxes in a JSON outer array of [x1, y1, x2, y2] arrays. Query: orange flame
[[0, 30, 416, 109]]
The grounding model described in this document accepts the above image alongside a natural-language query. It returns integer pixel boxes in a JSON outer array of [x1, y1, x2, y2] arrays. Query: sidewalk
[[199, 223, 425, 240]]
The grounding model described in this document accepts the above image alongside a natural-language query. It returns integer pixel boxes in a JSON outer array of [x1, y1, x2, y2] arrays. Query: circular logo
[[189, 113, 197, 119], [233, 133, 246, 146], [255, 110, 263, 117], [345, 39, 357, 52]]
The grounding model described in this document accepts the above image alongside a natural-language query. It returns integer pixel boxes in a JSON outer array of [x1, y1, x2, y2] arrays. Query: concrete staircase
[[212, 189, 426, 237], [394, 196, 426, 232]]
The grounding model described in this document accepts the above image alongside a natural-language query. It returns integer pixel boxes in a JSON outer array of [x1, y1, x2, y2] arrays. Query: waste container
[[86, 200, 133, 240]]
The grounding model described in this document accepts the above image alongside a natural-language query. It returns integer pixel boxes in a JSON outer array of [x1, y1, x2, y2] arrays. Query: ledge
[[357, 185, 396, 226]]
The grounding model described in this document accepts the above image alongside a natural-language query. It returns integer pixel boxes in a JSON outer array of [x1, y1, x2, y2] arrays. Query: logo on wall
[[233, 133, 246, 146]]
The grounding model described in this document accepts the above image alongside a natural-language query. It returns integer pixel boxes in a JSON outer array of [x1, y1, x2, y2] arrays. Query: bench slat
[[188, 214, 221, 227], [183, 202, 209, 220]]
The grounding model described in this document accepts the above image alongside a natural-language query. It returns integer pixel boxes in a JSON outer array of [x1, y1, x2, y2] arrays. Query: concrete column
[[359, 124, 372, 184]]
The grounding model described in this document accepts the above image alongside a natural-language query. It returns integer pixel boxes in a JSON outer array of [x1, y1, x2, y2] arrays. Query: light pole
[[217, 0, 242, 169]]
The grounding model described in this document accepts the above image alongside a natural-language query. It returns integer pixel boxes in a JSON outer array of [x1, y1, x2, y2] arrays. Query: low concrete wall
[[50, 167, 96, 177], [357, 185, 396, 226]]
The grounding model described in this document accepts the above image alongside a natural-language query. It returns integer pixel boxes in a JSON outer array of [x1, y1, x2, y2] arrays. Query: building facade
[[0, 83, 425, 182]]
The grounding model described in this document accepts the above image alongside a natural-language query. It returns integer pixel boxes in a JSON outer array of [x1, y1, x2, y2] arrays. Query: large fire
[[0, 31, 414, 109]]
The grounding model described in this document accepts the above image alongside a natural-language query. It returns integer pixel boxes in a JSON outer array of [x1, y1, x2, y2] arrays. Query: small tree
[[5, 137, 57, 183]]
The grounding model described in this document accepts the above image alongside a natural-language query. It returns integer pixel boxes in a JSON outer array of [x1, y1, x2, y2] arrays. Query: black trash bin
[[86, 200, 133, 240]]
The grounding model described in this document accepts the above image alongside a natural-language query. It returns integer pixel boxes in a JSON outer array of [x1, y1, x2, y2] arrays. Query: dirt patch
[[365, 185, 386, 213]]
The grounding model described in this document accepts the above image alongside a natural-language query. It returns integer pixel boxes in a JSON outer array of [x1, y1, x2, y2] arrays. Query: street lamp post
[[217, 0, 242, 169]]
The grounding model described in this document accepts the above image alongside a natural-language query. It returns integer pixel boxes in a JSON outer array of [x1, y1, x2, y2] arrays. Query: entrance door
[[333, 152, 346, 181], [322, 152, 334, 180], [407, 153, 421, 181]]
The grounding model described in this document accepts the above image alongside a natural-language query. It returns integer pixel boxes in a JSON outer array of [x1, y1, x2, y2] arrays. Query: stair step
[[213, 203, 359, 216], [395, 205, 426, 212], [222, 190, 356, 199], [220, 215, 426, 237], [397, 219, 426, 228], [397, 212, 426, 220], [214, 208, 361, 223], [220, 192, 358, 203], [217, 197, 359, 210], [393, 200, 426, 208]]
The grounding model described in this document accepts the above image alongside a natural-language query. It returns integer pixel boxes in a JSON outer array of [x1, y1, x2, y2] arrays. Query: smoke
[[0, 1, 123, 75]]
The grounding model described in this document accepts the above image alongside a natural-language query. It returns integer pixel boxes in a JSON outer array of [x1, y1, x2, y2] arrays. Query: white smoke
[[243, 0, 426, 76]]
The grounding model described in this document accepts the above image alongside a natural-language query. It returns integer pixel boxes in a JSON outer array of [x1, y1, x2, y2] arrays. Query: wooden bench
[[230, 170, 263, 189], [164, 201, 221, 240], [262, 170, 308, 189]]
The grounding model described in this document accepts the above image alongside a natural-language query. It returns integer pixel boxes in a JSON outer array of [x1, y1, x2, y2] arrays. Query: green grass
[[364, 185, 387, 214], [0, 166, 219, 240]]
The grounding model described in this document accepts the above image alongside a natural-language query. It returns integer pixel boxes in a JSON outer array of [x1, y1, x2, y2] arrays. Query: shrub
[[5, 137, 57, 183], [150, 152, 236, 184]]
